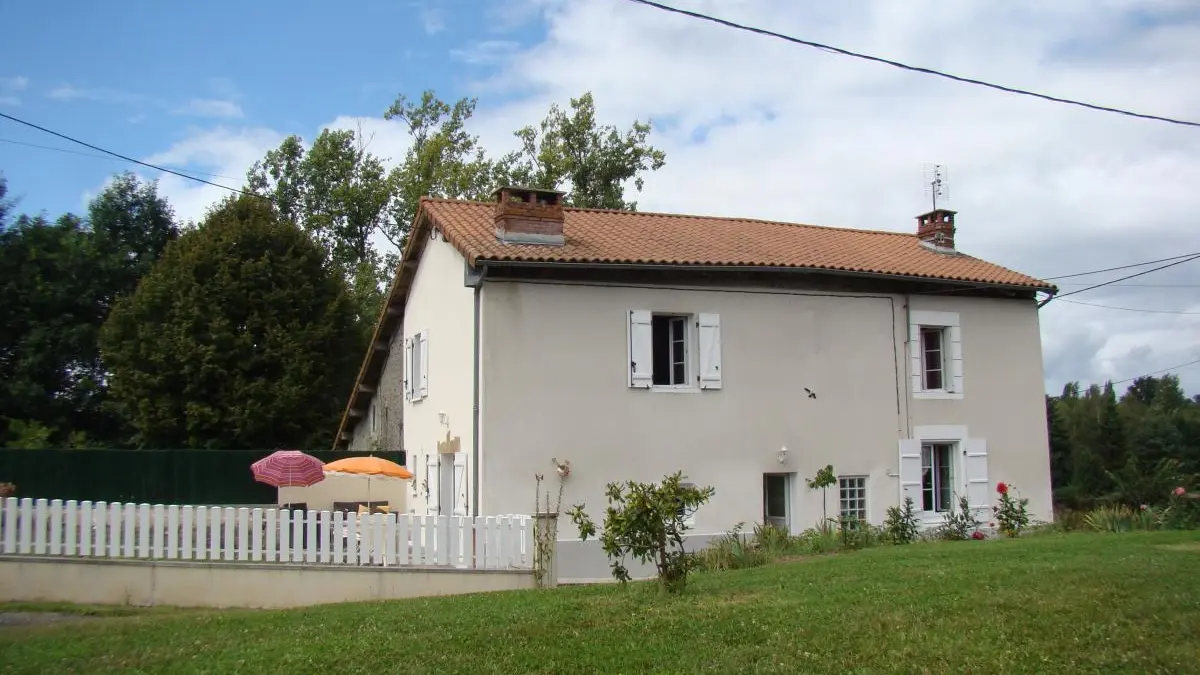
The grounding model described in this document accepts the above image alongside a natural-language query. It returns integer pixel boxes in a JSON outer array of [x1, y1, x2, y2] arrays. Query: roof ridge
[[419, 196, 916, 238]]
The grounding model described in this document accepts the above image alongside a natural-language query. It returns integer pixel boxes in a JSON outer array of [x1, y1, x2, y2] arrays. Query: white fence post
[[319, 511, 332, 564], [183, 506, 196, 560], [167, 505, 179, 559], [152, 505, 165, 559], [305, 510, 318, 564], [2, 498, 17, 554], [78, 501, 92, 557], [33, 499, 48, 555], [251, 508, 263, 562], [223, 507, 236, 561], [237, 508, 250, 561], [48, 499, 63, 555]]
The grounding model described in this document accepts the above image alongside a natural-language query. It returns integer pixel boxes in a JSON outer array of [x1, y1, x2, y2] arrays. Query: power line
[[0, 111, 260, 198], [1044, 253, 1200, 280], [1053, 282, 1200, 288], [0, 137, 243, 181], [1060, 297, 1200, 314], [623, 0, 1200, 129], [1041, 254, 1200, 306], [1111, 358, 1200, 386]]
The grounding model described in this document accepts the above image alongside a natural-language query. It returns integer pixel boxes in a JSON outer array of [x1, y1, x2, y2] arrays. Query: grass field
[[2, 531, 1199, 674]]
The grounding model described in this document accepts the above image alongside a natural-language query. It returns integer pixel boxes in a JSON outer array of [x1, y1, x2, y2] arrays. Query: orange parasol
[[324, 456, 413, 479]]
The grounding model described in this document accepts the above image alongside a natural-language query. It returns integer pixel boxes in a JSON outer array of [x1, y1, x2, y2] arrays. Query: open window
[[628, 310, 721, 390]]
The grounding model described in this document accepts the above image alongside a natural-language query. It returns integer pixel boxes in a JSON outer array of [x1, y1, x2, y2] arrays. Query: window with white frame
[[628, 310, 722, 390], [838, 476, 867, 521], [920, 327, 947, 390], [921, 442, 955, 512], [653, 315, 689, 386], [909, 310, 963, 398], [404, 329, 429, 402]]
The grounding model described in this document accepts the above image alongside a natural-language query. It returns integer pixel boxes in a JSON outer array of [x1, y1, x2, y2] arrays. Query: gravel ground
[[0, 612, 97, 628]]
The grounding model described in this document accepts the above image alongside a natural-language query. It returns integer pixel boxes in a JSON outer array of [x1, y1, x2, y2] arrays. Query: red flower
[[971, 531, 985, 540], [996, 482, 1009, 495]]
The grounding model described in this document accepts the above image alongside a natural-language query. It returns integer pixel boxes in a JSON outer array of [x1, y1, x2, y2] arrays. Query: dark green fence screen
[[0, 448, 405, 505]]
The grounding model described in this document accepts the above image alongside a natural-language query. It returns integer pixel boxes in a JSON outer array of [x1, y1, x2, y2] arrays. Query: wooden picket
[[0, 499, 534, 570]]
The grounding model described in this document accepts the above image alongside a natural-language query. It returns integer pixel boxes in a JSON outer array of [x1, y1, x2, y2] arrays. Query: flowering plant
[[992, 481, 1030, 538]]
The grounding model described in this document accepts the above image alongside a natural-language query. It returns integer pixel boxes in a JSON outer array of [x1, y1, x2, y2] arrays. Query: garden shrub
[[937, 495, 982, 540], [883, 497, 921, 544], [567, 471, 714, 593], [992, 481, 1031, 537]]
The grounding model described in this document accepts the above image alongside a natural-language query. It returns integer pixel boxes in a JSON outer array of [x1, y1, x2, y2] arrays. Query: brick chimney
[[916, 208, 956, 251], [493, 186, 566, 245]]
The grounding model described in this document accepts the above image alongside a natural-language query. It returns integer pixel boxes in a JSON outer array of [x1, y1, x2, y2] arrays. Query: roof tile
[[422, 199, 1051, 290]]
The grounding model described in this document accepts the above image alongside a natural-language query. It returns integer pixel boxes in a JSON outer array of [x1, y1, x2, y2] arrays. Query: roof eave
[[474, 259, 1056, 294]]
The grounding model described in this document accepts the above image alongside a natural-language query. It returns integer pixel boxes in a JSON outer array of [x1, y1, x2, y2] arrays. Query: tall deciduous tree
[[502, 92, 667, 210], [0, 213, 106, 445], [89, 172, 179, 302], [100, 195, 360, 449]]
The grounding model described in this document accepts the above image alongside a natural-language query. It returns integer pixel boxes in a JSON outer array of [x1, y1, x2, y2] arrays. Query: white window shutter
[[964, 438, 989, 512], [403, 337, 413, 401], [452, 453, 467, 517], [898, 439, 923, 508], [418, 329, 429, 400], [697, 313, 722, 390], [425, 453, 436, 516], [628, 310, 653, 388], [949, 325, 964, 394]]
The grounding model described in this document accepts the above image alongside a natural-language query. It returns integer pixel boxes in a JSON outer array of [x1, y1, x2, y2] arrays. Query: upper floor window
[[404, 329, 429, 402], [628, 310, 722, 391], [909, 310, 963, 399]]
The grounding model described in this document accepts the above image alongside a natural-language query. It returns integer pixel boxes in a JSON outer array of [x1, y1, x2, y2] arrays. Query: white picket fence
[[0, 498, 532, 570]]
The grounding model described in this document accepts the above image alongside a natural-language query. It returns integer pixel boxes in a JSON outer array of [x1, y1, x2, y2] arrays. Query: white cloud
[[458, 0, 1200, 394], [174, 98, 244, 119], [450, 40, 520, 65], [0, 96, 19, 107], [132, 127, 284, 224], [422, 7, 445, 34], [1, 76, 27, 91]]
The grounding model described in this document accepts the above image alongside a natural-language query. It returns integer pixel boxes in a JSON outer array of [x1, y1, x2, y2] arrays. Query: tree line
[[0, 91, 665, 450], [1048, 374, 1200, 509]]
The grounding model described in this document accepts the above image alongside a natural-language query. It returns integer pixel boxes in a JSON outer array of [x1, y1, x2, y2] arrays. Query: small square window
[[838, 476, 867, 522]]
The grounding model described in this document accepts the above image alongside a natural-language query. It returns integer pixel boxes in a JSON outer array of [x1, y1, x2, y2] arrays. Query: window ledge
[[913, 390, 963, 400], [648, 386, 701, 394]]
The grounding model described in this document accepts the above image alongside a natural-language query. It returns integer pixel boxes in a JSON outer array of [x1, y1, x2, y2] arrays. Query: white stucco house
[[333, 186, 1056, 578]]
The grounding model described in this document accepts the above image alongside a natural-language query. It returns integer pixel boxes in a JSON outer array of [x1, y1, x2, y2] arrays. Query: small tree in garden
[[806, 464, 836, 522], [993, 481, 1031, 537], [567, 471, 714, 593]]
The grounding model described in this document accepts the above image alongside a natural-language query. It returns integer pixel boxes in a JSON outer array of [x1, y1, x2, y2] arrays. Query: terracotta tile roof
[[421, 199, 1053, 290]]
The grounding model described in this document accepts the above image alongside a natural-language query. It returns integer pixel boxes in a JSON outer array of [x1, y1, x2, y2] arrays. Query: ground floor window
[[838, 476, 867, 521], [921, 442, 955, 512]]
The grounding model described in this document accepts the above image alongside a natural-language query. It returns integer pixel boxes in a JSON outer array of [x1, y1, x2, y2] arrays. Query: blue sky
[[0, 0, 539, 217], [1, 0, 1199, 393]]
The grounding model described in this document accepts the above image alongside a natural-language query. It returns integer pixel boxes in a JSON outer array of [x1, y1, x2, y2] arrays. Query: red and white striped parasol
[[251, 450, 327, 488]]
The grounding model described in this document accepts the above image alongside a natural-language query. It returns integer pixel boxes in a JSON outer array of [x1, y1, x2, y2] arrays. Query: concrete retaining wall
[[0, 556, 535, 609]]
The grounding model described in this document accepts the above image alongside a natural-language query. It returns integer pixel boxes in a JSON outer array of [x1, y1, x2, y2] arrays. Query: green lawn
[[3, 532, 1200, 674]]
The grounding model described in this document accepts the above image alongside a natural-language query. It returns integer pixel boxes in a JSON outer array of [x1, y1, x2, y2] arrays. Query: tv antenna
[[922, 164, 949, 210]]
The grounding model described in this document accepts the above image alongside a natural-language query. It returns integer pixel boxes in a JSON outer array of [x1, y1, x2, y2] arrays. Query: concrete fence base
[[0, 555, 535, 609]]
